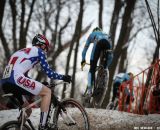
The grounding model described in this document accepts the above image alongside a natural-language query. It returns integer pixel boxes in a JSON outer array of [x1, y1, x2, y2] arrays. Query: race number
[[2, 64, 13, 79]]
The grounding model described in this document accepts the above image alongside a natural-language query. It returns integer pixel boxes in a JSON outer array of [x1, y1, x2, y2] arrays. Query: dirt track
[[0, 108, 160, 130]]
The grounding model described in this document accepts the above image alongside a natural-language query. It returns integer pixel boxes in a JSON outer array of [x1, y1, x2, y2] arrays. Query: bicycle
[[106, 97, 119, 110], [0, 81, 90, 130], [107, 83, 130, 110], [82, 50, 110, 108]]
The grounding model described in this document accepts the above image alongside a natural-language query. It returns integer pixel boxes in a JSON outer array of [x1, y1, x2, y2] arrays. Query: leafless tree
[[102, 0, 137, 107], [109, 0, 124, 46], [70, 0, 84, 98], [33, 0, 91, 82], [0, 0, 10, 60], [0, 0, 36, 61], [62, 0, 93, 98]]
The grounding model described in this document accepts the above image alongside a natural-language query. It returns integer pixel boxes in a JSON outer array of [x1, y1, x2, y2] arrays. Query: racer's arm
[[106, 51, 113, 67], [38, 48, 64, 80], [82, 33, 95, 61]]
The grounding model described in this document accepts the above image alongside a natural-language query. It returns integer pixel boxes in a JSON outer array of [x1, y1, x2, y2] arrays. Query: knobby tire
[[0, 120, 31, 130], [54, 98, 90, 130]]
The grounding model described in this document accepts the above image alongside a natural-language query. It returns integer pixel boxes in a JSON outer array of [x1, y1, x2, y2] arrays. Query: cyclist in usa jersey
[[1, 34, 72, 130], [81, 27, 113, 96]]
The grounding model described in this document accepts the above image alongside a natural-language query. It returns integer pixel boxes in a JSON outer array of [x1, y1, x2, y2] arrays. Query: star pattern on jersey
[[38, 48, 64, 80], [27, 57, 38, 63]]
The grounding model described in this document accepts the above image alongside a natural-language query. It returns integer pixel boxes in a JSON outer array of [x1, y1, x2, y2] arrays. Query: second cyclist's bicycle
[[0, 81, 90, 130], [82, 50, 110, 108]]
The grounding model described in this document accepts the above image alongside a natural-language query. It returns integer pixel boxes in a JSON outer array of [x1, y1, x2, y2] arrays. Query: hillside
[[0, 108, 160, 130]]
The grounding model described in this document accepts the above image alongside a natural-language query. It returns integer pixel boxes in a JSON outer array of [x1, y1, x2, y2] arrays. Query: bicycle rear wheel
[[92, 68, 109, 108], [0, 121, 31, 130], [54, 98, 90, 130]]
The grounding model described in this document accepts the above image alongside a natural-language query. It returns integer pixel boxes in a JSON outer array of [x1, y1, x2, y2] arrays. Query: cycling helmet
[[32, 34, 50, 51], [128, 72, 134, 77], [92, 27, 102, 32]]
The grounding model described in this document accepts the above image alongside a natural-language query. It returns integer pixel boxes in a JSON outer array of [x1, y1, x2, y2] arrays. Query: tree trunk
[[98, 0, 103, 28], [52, 0, 62, 50], [102, 0, 137, 108], [19, 0, 36, 49], [0, 0, 10, 60], [24, 0, 36, 41], [62, 0, 84, 99], [19, 0, 25, 49], [118, 48, 127, 72], [71, 42, 79, 98], [109, 0, 123, 46], [71, 0, 84, 98], [118, 17, 133, 72], [9, 0, 17, 52]]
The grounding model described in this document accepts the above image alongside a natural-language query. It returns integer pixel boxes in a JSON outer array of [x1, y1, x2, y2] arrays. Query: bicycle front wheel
[[0, 120, 31, 130], [54, 98, 90, 130]]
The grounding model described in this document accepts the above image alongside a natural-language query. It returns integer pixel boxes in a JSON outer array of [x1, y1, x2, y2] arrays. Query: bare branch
[[9, 0, 17, 51], [129, 24, 152, 43], [51, 23, 92, 60], [0, 0, 10, 59], [25, 0, 36, 36], [58, 17, 71, 47]]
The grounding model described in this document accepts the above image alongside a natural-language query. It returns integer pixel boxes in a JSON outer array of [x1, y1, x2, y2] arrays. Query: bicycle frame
[[2, 93, 39, 130], [21, 98, 42, 130]]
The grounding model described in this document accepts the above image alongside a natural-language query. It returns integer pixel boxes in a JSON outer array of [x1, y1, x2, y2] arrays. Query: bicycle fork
[[60, 109, 76, 126], [18, 98, 42, 130]]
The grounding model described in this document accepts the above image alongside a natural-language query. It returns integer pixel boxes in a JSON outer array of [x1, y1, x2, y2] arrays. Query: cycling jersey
[[112, 73, 131, 102], [1, 46, 64, 95], [114, 73, 130, 84], [82, 31, 112, 61]]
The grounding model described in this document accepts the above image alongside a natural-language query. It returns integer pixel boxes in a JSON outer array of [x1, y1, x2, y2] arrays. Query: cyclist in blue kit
[[111, 72, 133, 103], [81, 27, 113, 97]]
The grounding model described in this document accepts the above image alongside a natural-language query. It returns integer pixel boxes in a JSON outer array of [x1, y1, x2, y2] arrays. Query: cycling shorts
[[2, 71, 43, 96]]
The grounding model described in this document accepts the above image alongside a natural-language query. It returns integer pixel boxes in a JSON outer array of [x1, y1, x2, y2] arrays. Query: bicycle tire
[[53, 98, 90, 130], [0, 120, 31, 130], [92, 69, 109, 108], [113, 99, 119, 110]]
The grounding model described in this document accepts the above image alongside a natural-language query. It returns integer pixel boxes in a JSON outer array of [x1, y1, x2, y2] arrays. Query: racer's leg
[[112, 82, 120, 102], [13, 73, 51, 129], [104, 51, 113, 68], [38, 86, 51, 128], [87, 44, 101, 95], [124, 87, 131, 105], [87, 61, 96, 94]]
